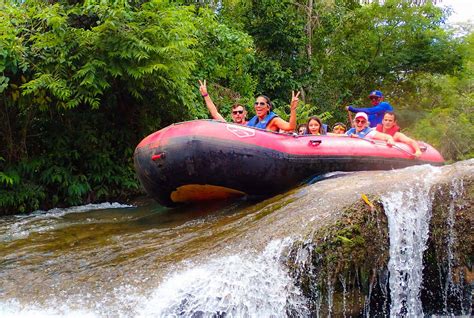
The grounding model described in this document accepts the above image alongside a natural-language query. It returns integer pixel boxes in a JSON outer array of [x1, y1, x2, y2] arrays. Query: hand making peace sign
[[198, 80, 208, 96], [290, 91, 300, 112]]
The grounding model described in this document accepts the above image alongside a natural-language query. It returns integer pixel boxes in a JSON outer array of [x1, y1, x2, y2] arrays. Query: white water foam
[[0, 281, 149, 318], [0, 239, 309, 317], [0, 300, 96, 318], [382, 166, 441, 317], [23, 202, 135, 219], [0, 202, 134, 241], [136, 238, 309, 317]]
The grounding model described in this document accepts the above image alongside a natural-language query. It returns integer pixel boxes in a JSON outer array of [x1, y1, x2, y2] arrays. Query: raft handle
[[308, 140, 322, 147], [152, 152, 166, 161]]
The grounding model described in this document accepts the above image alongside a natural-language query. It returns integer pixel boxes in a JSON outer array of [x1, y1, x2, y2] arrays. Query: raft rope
[[361, 138, 417, 158]]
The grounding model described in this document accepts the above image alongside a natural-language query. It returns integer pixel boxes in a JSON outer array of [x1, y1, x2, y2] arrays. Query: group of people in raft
[[198, 80, 422, 158]]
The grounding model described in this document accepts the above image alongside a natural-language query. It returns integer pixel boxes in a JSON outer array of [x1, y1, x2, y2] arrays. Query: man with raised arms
[[199, 80, 299, 132], [199, 80, 247, 125]]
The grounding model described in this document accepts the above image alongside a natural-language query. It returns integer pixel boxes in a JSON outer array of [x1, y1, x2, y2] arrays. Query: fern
[[0, 0, 256, 214]]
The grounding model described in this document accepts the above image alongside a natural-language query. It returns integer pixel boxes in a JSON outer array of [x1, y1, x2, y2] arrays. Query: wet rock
[[285, 160, 473, 316]]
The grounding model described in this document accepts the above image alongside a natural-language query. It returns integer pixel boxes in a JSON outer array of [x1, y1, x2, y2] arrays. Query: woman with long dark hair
[[306, 116, 325, 135], [246, 92, 300, 132]]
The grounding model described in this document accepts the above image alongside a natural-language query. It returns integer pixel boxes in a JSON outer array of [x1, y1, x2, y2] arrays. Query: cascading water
[[0, 161, 472, 317], [136, 238, 309, 317], [381, 168, 439, 317], [381, 165, 473, 317], [439, 178, 471, 315]]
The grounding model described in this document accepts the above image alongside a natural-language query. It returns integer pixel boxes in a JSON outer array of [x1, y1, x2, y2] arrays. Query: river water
[[0, 161, 472, 317]]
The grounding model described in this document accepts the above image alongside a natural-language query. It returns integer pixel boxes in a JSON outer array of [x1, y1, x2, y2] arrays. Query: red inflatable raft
[[133, 120, 444, 206]]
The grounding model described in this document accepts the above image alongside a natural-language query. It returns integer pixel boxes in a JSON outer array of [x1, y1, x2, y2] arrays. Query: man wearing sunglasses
[[345, 112, 395, 145], [200, 80, 299, 131], [229, 105, 248, 125], [199, 80, 248, 125], [346, 90, 393, 128]]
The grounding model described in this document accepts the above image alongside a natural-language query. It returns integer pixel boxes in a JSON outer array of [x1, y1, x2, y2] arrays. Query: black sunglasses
[[355, 119, 367, 124], [254, 102, 267, 106], [232, 110, 244, 115]]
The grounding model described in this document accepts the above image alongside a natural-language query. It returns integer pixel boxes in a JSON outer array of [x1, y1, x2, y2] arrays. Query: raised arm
[[347, 102, 392, 115], [199, 80, 226, 122], [271, 91, 300, 131]]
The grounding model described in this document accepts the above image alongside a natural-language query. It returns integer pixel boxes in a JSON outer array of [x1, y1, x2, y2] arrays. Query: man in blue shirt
[[346, 90, 393, 127]]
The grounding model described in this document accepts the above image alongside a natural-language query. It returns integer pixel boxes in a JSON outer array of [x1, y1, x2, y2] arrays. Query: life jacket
[[346, 127, 374, 138], [246, 111, 279, 130], [376, 124, 400, 136], [322, 124, 328, 134]]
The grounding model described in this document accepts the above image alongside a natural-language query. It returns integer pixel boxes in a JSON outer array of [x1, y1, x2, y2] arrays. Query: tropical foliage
[[405, 31, 474, 160], [0, 0, 472, 214], [0, 0, 254, 213]]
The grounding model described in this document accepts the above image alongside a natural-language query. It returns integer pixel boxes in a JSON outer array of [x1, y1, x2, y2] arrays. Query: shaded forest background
[[1, 0, 472, 213]]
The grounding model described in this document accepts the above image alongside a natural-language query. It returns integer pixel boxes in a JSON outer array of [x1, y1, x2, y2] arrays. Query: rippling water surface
[[1, 198, 268, 316], [1, 162, 472, 317]]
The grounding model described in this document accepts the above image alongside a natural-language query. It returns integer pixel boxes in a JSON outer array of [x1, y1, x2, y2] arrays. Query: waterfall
[[381, 169, 439, 317], [137, 238, 309, 317], [441, 178, 471, 315], [0, 161, 472, 317], [339, 274, 347, 318]]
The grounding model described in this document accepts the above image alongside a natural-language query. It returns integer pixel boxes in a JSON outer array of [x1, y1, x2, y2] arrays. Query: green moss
[[287, 176, 473, 316], [428, 178, 473, 279], [286, 195, 390, 315]]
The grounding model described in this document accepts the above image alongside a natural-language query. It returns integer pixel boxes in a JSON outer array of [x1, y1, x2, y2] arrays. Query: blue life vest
[[246, 111, 279, 129], [346, 127, 374, 138], [322, 124, 328, 134]]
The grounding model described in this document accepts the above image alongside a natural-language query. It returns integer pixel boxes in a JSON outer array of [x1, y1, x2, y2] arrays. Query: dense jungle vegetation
[[1, 0, 473, 214]]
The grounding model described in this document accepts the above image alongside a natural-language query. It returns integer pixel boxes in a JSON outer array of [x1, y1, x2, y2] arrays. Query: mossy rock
[[287, 197, 389, 316], [286, 176, 473, 316]]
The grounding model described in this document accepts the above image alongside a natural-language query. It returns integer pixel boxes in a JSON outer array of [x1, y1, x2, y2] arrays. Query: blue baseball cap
[[369, 90, 383, 98]]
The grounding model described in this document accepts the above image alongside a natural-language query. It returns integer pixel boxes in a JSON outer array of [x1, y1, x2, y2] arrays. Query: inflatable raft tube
[[133, 120, 444, 206]]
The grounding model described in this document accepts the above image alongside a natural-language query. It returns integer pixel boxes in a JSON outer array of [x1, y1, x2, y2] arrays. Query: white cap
[[355, 112, 368, 121]]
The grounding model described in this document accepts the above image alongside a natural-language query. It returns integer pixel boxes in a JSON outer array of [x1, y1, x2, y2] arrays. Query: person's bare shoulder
[[267, 117, 283, 132]]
